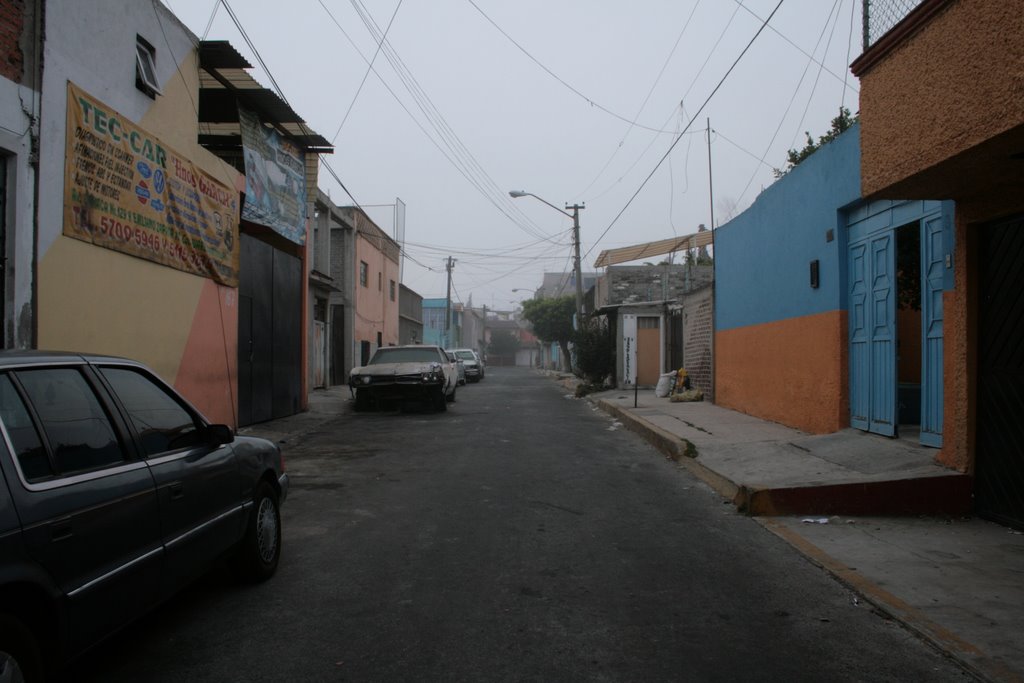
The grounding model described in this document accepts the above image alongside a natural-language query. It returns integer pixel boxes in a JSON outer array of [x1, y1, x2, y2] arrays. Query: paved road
[[78, 368, 973, 681]]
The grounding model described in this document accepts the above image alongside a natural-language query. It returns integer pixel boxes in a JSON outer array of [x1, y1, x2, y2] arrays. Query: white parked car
[[449, 348, 485, 382], [349, 345, 458, 412]]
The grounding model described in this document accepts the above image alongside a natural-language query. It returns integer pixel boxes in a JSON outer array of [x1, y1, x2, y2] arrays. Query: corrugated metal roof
[[198, 41, 332, 153], [593, 230, 713, 268]]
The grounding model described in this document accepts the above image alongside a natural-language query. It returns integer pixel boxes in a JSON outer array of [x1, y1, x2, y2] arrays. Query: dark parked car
[[349, 345, 457, 412], [0, 351, 288, 681]]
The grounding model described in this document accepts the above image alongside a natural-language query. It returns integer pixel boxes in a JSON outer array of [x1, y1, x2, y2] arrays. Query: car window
[[369, 348, 442, 364], [455, 351, 475, 360], [15, 368, 125, 475], [0, 373, 53, 482], [99, 367, 203, 456]]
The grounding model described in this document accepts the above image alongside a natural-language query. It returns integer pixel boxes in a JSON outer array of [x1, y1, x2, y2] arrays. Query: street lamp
[[508, 190, 585, 323]]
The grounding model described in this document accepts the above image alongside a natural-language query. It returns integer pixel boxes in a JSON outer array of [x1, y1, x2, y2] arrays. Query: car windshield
[[369, 348, 442, 364], [454, 351, 476, 360]]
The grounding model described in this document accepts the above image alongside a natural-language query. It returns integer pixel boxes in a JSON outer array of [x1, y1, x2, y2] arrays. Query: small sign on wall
[[622, 314, 637, 385]]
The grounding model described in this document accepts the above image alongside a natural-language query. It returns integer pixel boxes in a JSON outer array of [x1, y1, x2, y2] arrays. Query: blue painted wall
[[715, 124, 862, 332]]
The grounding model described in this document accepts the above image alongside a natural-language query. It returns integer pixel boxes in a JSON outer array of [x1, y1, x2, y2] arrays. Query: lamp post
[[509, 191, 585, 324]]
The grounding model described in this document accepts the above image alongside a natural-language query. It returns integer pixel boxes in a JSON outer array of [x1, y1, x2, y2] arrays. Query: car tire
[[435, 389, 448, 412], [230, 481, 281, 583], [0, 614, 42, 683]]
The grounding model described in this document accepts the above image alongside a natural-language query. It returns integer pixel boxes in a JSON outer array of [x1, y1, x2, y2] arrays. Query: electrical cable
[[574, 0, 703, 199], [584, 0, 785, 262], [331, 0, 403, 144], [315, 0, 561, 245], [730, 0, 859, 94], [347, 0, 559, 244], [466, 0, 682, 135], [734, 0, 842, 206]]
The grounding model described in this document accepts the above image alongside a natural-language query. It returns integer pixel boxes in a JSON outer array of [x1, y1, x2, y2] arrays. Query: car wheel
[[435, 389, 448, 412], [0, 615, 42, 683], [230, 481, 281, 582], [353, 389, 371, 412]]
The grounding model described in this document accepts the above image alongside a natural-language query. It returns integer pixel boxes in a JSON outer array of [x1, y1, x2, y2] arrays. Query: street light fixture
[[508, 190, 585, 323]]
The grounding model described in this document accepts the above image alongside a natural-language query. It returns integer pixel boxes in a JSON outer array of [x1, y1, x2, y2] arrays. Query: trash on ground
[[670, 388, 704, 403], [802, 517, 830, 524]]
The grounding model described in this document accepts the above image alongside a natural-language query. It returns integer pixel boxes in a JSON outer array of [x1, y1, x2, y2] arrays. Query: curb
[[592, 398, 739, 504], [760, 519, 1008, 683]]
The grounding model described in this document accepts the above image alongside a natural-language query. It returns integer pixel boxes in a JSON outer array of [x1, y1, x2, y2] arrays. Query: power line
[[585, 0, 786, 262], [735, 0, 843, 206], [466, 0, 682, 136], [331, 0, 403, 144]]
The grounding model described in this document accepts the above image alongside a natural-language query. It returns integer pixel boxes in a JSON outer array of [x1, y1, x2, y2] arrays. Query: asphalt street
[[77, 368, 974, 682]]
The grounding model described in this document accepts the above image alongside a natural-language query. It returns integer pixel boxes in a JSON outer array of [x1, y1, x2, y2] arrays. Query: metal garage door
[[976, 213, 1024, 528]]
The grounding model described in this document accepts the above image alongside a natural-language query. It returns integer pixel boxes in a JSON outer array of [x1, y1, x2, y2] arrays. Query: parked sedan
[[350, 345, 457, 412], [0, 351, 287, 682], [449, 348, 485, 382]]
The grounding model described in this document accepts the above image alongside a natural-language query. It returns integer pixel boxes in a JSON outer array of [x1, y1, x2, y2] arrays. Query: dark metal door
[[330, 304, 345, 385], [976, 213, 1024, 529], [238, 234, 301, 426]]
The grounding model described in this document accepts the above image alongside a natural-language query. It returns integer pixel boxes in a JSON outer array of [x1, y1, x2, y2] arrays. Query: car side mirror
[[206, 423, 234, 446]]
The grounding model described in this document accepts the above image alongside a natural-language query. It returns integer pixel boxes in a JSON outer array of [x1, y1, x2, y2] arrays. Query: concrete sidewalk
[[581, 383, 1023, 682]]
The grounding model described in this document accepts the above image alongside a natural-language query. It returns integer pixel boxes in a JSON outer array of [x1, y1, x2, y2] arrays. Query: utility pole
[[445, 256, 456, 348], [567, 202, 585, 324]]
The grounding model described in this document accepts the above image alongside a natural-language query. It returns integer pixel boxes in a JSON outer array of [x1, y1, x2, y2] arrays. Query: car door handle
[[50, 518, 73, 542], [169, 482, 185, 501]]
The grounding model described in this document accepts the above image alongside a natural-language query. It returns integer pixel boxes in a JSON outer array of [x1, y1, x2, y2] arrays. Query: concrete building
[[347, 207, 400, 366], [851, 0, 1024, 527], [2, 0, 330, 427], [399, 283, 423, 345]]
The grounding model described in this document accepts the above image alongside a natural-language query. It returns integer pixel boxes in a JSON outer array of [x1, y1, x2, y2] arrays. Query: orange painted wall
[[174, 281, 239, 427], [716, 310, 848, 434]]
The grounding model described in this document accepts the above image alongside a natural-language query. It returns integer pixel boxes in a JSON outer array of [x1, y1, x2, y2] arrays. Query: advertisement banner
[[63, 83, 239, 286], [239, 107, 307, 244]]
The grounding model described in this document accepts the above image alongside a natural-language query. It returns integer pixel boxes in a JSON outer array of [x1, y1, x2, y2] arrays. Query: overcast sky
[[164, 0, 864, 310]]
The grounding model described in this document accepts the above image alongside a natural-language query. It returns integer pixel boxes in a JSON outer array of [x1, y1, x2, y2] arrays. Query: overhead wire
[[347, 0, 556, 243], [734, 0, 843, 206], [466, 0, 682, 136], [730, 0, 859, 95], [584, 0, 786, 262], [316, 0, 561, 245], [574, 0, 704, 199], [331, 0, 404, 144]]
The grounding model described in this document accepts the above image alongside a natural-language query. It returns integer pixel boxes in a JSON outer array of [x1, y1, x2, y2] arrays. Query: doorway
[[847, 200, 948, 445], [636, 316, 661, 386]]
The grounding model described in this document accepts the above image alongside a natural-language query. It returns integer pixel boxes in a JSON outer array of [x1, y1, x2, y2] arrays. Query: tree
[[521, 296, 575, 372], [774, 107, 858, 178], [573, 321, 614, 386], [488, 329, 520, 357]]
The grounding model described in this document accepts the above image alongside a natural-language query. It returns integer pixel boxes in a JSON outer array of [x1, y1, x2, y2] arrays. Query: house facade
[[348, 207, 400, 366], [399, 283, 423, 345], [2, 0, 328, 428], [851, 0, 1024, 527]]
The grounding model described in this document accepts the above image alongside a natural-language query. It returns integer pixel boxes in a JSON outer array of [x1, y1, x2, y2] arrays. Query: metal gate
[[237, 234, 302, 426], [976, 213, 1024, 528]]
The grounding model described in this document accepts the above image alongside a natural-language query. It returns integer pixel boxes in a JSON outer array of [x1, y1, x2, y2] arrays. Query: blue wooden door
[[848, 241, 869, 430], [849, 231, 897, 436], [919, 210, 946, 447]]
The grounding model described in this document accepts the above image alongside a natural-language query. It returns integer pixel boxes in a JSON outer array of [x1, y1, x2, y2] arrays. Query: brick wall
[[681, 286, 713, 401], [0, 0, 25, 82]]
